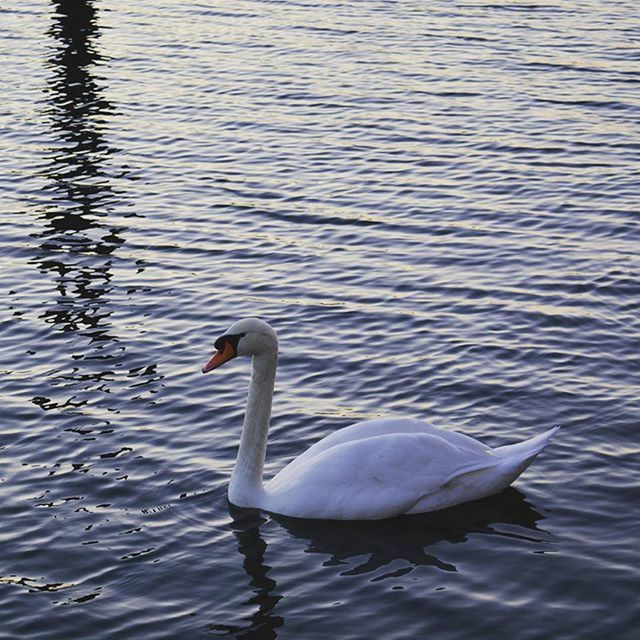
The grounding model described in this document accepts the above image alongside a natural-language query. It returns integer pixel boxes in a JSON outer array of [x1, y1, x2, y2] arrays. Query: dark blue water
[[1, 0, 639, 637]]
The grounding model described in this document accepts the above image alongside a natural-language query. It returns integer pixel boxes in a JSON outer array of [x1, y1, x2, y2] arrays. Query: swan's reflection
[[272, 487, 547, 576], [212, 506, 284, 639], [223, 488, 546, 636]]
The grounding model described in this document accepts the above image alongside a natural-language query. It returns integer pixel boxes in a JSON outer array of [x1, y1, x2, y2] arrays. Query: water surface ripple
[[1, 0, 638, 638]]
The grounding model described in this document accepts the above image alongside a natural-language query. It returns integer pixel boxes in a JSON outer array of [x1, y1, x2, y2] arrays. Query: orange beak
[[202, 340, 236, 373]]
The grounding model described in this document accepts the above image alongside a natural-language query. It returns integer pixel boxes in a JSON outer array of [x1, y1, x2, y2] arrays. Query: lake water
[[1, 0, 639, 638]]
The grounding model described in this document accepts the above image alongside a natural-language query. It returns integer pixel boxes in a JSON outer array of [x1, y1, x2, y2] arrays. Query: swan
[[202, 318, 559, 520]]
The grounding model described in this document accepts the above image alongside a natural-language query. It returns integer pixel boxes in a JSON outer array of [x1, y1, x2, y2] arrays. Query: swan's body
[[203, 318, 558, 520]]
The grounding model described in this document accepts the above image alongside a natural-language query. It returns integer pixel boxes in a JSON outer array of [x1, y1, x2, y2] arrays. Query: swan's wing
[[265, 431, 499, 520], [278, 417, 492, 477]]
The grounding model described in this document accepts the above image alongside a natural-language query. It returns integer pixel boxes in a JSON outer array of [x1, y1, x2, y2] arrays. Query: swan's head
[[202, 317, 278, 373]]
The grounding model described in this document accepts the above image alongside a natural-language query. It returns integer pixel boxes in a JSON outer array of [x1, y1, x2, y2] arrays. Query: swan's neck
[[229, 351, 277, 508]]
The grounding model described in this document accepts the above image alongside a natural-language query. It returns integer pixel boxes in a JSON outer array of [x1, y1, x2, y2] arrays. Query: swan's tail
[[494, 425, 561, 477]]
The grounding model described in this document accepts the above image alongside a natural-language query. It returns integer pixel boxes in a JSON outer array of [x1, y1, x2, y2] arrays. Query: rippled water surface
[[1, 0, 639, 637]]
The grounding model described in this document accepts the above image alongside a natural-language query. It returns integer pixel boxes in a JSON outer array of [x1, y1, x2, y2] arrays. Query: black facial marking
[[214, 332, 246, 352]]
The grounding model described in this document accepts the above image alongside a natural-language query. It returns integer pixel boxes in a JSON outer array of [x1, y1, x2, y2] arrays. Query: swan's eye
[[214, 332, 246, 353]]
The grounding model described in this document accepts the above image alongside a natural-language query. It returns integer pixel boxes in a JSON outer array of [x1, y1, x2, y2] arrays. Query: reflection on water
[[3, 0, 637, 636], [212, 507, 284, 640], [274, 488, 547, 575], [222, 488, 546, 634], [37, 0, 125, 343]]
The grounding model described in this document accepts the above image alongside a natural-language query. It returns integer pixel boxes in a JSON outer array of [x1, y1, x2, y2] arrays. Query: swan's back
[[280, 417, 493, 473]]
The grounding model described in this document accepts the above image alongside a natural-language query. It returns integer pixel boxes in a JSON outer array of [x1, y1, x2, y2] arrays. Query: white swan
[[202, 318, 559, 520]]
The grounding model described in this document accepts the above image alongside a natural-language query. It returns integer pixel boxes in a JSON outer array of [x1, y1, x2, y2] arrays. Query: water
[[1, 0, 639, 637]]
